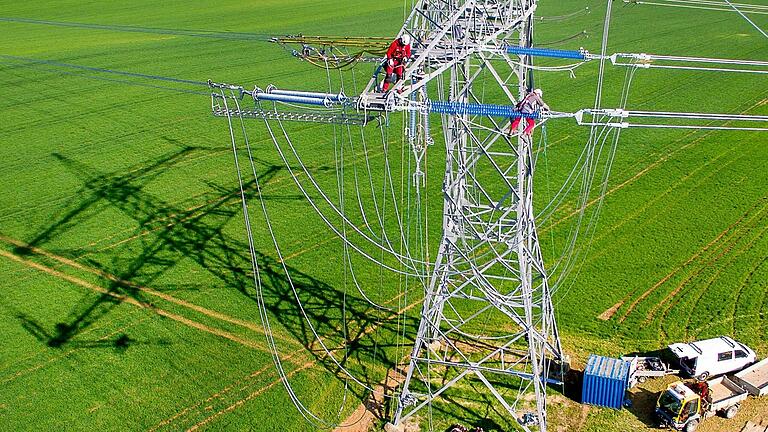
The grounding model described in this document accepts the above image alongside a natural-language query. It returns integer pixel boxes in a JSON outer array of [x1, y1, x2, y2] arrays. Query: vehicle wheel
[[637, 376, 647, 384], [696, 371, 710, 381], [724, 404, 739, 419], [684, 419, 699, 432]]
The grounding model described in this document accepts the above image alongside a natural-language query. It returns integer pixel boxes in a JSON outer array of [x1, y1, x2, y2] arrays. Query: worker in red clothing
[[509, 88, 550, 136], [381, 34, 412, 92]]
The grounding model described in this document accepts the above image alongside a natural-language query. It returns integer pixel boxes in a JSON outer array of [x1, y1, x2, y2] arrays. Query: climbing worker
[[381, 34, 412, 92], [509, 88, 550, 136]]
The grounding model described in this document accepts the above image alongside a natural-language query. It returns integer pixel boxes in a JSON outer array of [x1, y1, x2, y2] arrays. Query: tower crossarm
[[359, 0, 538, 101]]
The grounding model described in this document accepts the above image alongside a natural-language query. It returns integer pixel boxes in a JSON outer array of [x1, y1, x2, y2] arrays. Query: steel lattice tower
[[210, 1, 768, 429], [384, 1, 567, 430]]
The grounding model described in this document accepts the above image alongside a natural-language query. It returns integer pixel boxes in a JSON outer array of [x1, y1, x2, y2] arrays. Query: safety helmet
[[533, 88, 543, 96], [400, 34, 412, 46]]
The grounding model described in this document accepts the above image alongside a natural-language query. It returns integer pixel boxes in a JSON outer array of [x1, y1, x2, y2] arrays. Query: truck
[[733, 357, 768, 397], [655, 376, 748, 431]]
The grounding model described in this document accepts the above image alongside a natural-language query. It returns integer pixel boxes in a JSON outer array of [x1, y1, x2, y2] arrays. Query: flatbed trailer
[[705, 376, 749, 418], [623, 356, 679, 386], [733, 358, 768, 397]]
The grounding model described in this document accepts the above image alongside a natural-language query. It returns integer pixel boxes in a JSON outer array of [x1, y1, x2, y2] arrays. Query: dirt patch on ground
[[740, 421, 768, 432], [334, 367, 406, 432], [573, 405, 590, 432], [598, 301, 624, 321]]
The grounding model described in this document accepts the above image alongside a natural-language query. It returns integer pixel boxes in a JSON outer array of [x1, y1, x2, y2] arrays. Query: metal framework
[[207, 1, 768, 431], [364, 2, 565, 430]]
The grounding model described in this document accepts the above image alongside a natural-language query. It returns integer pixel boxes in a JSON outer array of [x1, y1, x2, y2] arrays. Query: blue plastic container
[[581, 355, 630, 409]]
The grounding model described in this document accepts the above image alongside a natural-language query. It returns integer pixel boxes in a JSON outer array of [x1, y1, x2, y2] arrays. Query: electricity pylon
[[373, 1, 568, 430], [211, 2, 768, 430]]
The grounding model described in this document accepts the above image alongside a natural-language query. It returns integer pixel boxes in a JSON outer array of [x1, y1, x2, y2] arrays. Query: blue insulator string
[[506, 46, 588, 60], [429, 100, 541, 119]]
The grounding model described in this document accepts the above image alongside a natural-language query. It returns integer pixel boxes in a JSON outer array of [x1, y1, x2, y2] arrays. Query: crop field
[[0, 1, 767, 431]]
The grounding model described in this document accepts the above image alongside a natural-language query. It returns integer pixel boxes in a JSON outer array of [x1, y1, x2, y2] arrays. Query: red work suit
[[382, 38, 412, 91], [509, 92, 549, 135]]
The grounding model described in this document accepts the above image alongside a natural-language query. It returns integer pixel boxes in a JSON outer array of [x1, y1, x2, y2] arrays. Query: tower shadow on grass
[[8, 138, 573, 429], [12, 142, 414, 415], [13, 144, 270, 349], [15, 311, 169, 351]]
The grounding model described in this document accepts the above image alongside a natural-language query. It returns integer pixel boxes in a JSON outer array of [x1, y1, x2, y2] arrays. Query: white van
[[668, 336, 756, 381]]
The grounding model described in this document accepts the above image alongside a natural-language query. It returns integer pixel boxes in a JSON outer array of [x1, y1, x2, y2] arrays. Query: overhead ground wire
[[0, 16, 274, 41], [626, 0, 768, 15], [0, 54, 208, 86]]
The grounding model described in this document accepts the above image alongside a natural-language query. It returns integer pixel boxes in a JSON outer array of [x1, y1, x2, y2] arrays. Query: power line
[[0, 54, 208, 87], [206, 1, 768, 431], [723, 0, 768, 38], [0, 17, 273, 41]]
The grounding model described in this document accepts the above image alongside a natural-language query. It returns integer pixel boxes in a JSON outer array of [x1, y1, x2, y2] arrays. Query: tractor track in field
[[0, 227, 423, 420], [544, 120, 721, 235], [582, 138, 738, 293], [589, 144, 743, 321], [535, 133, 572, 155], [0, 237, 395, 413], [673, 224, 768, 339], [647, 203, 768, 327], [609, 196, 767, 323], [548, 92, 768, 242], [1, 314, 152, 385], [598, 150, 768, 323], [152, 293, 423, 431], [209, 293, 424, 429], [0, 240, 320, 378], [275, 220, 378, 263], [149, 360, 286, 431], [185, 360, 316, 432], [0, 306, 145, 375], [0, 248, 279, 351], [0, 235, 301, 346], [643, 206, 768, 325], [729, 254, 768, 337], [151, 356, 306, 430], [606, 196, 758, 321]]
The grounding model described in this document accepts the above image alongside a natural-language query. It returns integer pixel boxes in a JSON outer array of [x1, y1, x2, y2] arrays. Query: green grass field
[[1, 1, 767, 431]]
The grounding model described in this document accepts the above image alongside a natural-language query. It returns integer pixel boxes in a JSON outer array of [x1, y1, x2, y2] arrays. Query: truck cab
[[668, 336, 756, 381], [655, 377, 748, 431], [655, 382, 702, 431]]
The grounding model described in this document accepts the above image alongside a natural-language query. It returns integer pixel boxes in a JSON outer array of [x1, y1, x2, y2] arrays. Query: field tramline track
[[1, 0, 767, 431], [204, 0, 768, 431]]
